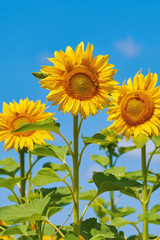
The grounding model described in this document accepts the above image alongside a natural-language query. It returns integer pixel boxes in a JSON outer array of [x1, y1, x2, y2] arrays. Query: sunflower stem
[[19, 148, 26, 203], [141, 145, 148, 240], [73, 115, 79, 236], [28, 153, 32, 195], [109, 153, 114, 220]]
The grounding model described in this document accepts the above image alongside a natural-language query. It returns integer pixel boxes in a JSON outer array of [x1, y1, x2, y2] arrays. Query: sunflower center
[[64, 66, 98, 100], [12, 115, 34, 137], [121, 91, 154, 126]]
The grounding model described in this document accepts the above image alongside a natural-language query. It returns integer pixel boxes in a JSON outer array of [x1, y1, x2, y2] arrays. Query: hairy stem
[[141, 145, 148, 240], [73, 115, 79, 236]]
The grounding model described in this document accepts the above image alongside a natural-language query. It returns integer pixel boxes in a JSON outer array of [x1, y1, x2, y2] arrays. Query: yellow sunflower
[[107, 70, 160, 140], [0, 98, 54, 151], [38, 42, 117, 119]]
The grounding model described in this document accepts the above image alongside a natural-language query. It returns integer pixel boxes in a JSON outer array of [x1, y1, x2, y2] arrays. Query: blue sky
[[1, 0, 160, 237]]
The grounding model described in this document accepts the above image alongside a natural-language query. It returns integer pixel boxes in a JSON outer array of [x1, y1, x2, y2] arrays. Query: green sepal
[[32, 72, 48, 79], [131, 133, 149, 148]]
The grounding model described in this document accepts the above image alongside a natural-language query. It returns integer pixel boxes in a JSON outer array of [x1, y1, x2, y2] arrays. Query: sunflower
[[0, 98, 54, 151], [107, 70, 160, 140], [38, 42, 117, 119]]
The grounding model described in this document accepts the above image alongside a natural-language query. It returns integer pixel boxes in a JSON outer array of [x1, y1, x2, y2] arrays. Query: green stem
[[141, 145, 148, 240], [73, 115, 79, 236], [45, 219, 65, 238], [109, 153, 114, 220], [19, 148, 25, 203], [146, 147, 158, 171], [79, 193, 99, 227], [28, 153, 32, 195]]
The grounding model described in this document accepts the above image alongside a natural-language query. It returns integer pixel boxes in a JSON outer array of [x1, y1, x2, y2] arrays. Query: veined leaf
[[32, 168, 64, 186], [30, 145, 68, 161], [12, 118, 60, 134], [43, 162, 68, 171], [0, 225, 27, 236], [0, 197, 61, 225], [83, 133, 108, 145], [118, 146, 136, 155], [0, 158, 20, 177], [111, 217, 129, 227], [0, 177, 22, 191], [93, 172, 142, 194], [104, 167, 125, 177]]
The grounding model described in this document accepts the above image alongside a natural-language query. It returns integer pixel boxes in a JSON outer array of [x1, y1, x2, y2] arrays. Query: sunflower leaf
[[32, 168, 66, 186], [90, 155, 110, 168], [83, 133, 108, 146], [151, 135, 160, 147], [0, 158, 20, 177], [32, 72, 48, 79], [12, 118, 60, 134], [0, 197, 61, 225], [93, 172, 142, 194], [0, 177, 22, 191]]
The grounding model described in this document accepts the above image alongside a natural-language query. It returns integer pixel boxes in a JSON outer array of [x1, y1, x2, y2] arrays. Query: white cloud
[[114, 37, 144, 57]]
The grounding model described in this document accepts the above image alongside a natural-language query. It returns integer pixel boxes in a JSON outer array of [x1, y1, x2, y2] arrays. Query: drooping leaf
[[150, 204, 160, 213], [120, 188, 140, 201], [12, 118, 60, 134], [0, 225, 27, 236], [0, 158, 20, 177], [30, 145, 68, 162], [105, 207, 136, 218], [148, 213, 160, 225], [83, 133, 108, 146], [118, 146, 136, 156], [32, 72, 48, 79], [79, 190, 97, 201], [90, 155, 110, 168], [32, 168, 63, 186], [0, 177, 22, 191], [111, 217, 129, 227], [0, 197, 61, 225], [43, 162, 68, 171], [131, 134, 149, 149], [93, 172, 142, 194]]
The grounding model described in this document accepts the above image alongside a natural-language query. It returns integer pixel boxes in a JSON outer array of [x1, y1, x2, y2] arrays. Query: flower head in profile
[[38, 42, 117, 119], [0, 98, 54, 151], [107, 70, 160, 140]]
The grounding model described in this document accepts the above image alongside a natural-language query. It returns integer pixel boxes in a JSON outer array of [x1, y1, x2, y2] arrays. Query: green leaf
[[80, 218, 124, 240], [0, 177, 22, 190], [106, 207, 136, 218], [0, 158, 20, 177], [137, 212, 150, 223], [32, 168, 63, 186], [90, 155, 109, 168], [46, 206, 63, 219], [43, 162, 68, 171], [132, 134, 149, 148], [0, 197, 60, 224], [151, 135, 160, 147], [63, 233, 79, 239], [79, 190, 97, 200], [120, 188, 140, 201], [111, 217, 129, 227], [104, 167, 125, 177], [12, 118, 60, 134], [30, 145, 68, 162], [32, 72, 48, 79], [35, 187, 73, 206], [118, 146, 136, 155], [150, 204, 160, 213], [83, 133, 108, 145], [93, 172, 142, 194], [148, 213, 160, 225], [0, 225, 27, 236]]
